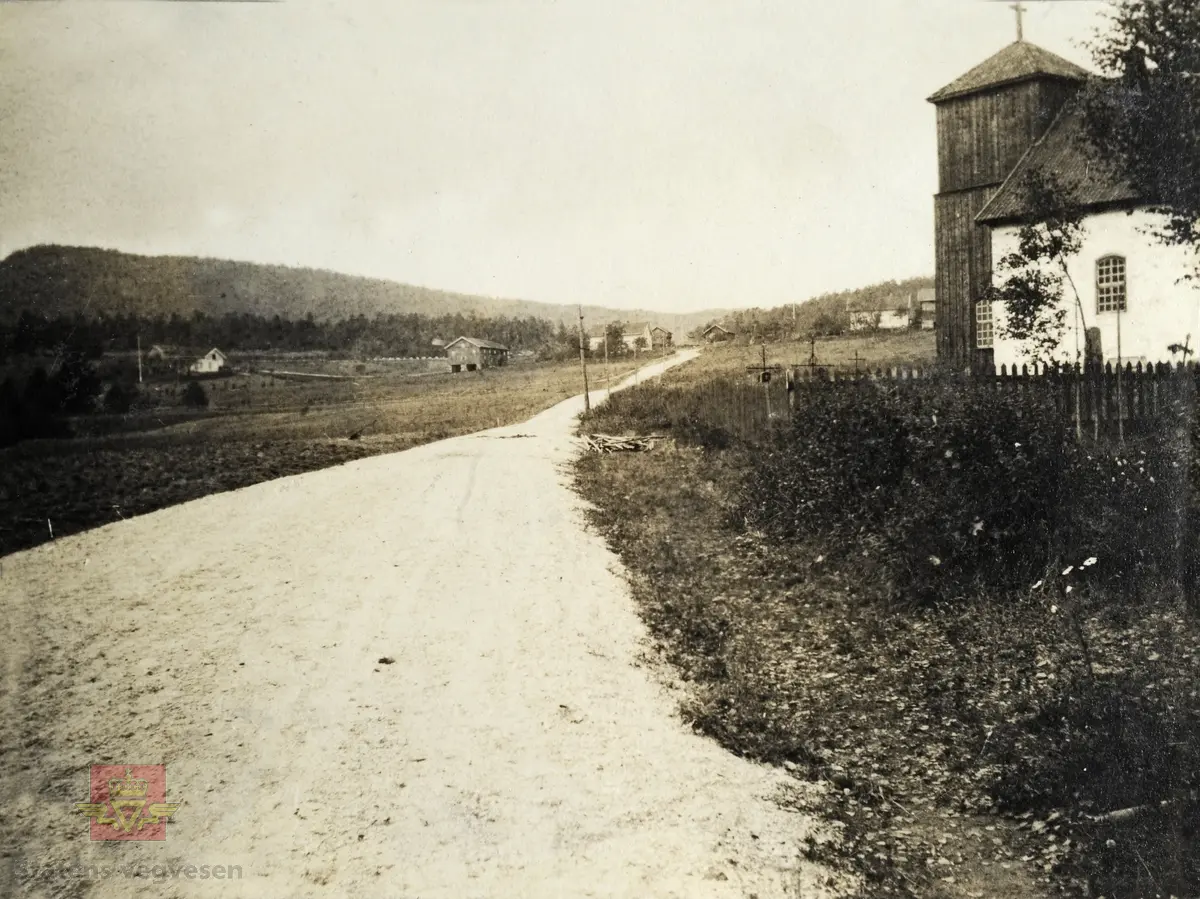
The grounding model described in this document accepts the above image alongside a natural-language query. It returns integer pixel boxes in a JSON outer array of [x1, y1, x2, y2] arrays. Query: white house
[[587, 321, 669, 352], [189, 348, 228, 375], [848, 297, 912, 332], [978, 98, 1200, 370]]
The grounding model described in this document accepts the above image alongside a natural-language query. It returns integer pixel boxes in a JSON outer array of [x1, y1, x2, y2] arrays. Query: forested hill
[[0, 245, 731, 335]]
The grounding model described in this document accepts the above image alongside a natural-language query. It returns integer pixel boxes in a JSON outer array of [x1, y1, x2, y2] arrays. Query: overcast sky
[[1, 0, 1111, 313]]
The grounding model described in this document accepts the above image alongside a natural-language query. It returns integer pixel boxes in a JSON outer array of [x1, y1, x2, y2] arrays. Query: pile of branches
[[582, 433, 667, 454]]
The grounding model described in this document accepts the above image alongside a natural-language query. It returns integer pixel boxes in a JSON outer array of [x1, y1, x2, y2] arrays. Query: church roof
[[976, 91, 1140, 225], [927, 40, 1090, 104]]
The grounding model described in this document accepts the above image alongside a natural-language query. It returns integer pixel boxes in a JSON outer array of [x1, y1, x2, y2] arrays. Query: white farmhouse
[[978, 100, 1199, 369], [847, 297, 912, 332], [189, 348, 228, 375], [587, 322, 670, 352]]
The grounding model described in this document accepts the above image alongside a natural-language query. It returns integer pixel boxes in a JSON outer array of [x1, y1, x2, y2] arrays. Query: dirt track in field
[[2, 350, 846, 899]]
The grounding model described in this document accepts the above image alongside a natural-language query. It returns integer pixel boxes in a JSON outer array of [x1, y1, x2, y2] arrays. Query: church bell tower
[[928, 14, 1089, 369]]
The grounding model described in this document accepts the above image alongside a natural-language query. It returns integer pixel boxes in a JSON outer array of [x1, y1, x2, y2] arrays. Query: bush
[[181, 380, 208, 408], [0, 369, 76, 447], [53, 349, 102, 414], [739, 376, 1188, 604], [102, 381, 139, 414], [582, 382, 763, 450]]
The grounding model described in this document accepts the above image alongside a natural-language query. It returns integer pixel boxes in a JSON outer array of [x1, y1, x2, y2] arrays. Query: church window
[[976, 300, 994, 349], [1096, 255, 1127, 313]]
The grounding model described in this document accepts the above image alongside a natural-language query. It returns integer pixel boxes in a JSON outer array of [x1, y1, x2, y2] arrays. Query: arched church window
[[1096, 255, 1127, 313]]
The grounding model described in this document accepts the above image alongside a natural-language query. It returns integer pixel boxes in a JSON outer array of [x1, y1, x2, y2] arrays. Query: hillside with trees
[[690, 275, 934, 342], [0, 245, 731, 336]]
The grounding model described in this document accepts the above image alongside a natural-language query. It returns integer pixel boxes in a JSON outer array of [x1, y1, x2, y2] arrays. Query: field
[[0, 355, 626, 557], [664, 329, 935, 387], [574, 333, 1200, 898]]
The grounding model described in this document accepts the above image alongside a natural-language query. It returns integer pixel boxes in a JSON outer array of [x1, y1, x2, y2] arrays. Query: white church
[[979, 97, 1198, 370], [929, 12, 1199, 371]]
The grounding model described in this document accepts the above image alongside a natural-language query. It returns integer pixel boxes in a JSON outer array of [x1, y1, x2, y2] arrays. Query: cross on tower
[[1011, 1, 1026, 42]]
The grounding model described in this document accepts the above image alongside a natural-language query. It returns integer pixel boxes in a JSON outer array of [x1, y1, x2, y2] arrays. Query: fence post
[[1080, 362, 1089, 444], [1184, 366, 1199, 612]]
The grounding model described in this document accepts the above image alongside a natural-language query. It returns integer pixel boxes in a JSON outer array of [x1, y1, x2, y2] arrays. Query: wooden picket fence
[[782, 360, 1200, 443]]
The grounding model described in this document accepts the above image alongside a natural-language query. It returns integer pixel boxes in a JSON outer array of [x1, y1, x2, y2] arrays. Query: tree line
[[0, 310, 558, 359]]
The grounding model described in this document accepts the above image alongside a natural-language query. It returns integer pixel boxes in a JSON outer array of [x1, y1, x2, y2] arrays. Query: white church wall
[[989, 207, 1200, 369]]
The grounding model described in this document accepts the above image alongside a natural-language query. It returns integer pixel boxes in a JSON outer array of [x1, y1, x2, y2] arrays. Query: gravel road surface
[[2, 351, 843, 898]]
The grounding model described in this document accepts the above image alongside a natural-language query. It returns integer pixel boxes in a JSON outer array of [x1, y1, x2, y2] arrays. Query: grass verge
[[574, 345, 1200, 898]]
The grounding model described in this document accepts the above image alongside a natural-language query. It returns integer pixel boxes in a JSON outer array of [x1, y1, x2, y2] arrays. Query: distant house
[[189, 348, 229, 375], [848, 296, 912, 332], [623, 322, 650, 351], [703, 324, 735, 342], [917, 288, 936, 330], [445, 336, 508, 372], [588, 322, 672, 352], [145, 344, 171, 361]]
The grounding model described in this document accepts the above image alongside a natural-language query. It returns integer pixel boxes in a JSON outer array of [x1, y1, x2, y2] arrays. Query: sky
[[0, 0, 1113, 313]]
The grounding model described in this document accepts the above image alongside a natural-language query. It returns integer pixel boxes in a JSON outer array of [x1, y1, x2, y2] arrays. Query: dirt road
[[2, 352, 843, 898]]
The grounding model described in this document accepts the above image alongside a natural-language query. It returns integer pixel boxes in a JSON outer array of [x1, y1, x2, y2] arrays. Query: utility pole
[[604, 330, 611, 400], [762, 344, 772, 419], [137, 333, 143, 384], [578, 305, 591, 413]]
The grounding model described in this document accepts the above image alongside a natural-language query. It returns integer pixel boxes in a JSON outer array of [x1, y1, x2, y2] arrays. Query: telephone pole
[[137, 334, 143, 384], [578, 305, 591, 413], [762, 343, 772, 419], [604, 331, 611, 400]]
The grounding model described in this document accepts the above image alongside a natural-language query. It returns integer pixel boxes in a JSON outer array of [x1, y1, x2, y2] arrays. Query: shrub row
[[741, 378, 1194, 604]]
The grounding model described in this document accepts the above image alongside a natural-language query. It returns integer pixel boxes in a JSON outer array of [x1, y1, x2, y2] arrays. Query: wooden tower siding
[[936, 80, 1078, 191], [932, 70, 1082, 369], [934, 187, 996, 363]]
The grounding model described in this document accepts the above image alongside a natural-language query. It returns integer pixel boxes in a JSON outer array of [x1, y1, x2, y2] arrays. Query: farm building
[[618, 322, 670, 351], [587, 322, 672, 352], [933, 31, 1200, 370], [848, 295, 912, 332], [917, 288, 936, 330], [189, 348, 228, 375], [703, 324, 735, 342], [445, 337, 508, 372]]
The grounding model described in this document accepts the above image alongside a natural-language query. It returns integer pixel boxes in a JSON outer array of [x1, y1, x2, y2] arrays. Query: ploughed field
[[0, 358, 615, 557]]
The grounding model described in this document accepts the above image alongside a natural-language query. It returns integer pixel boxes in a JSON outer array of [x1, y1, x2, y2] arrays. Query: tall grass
[[579, 366, 1200, 897]]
